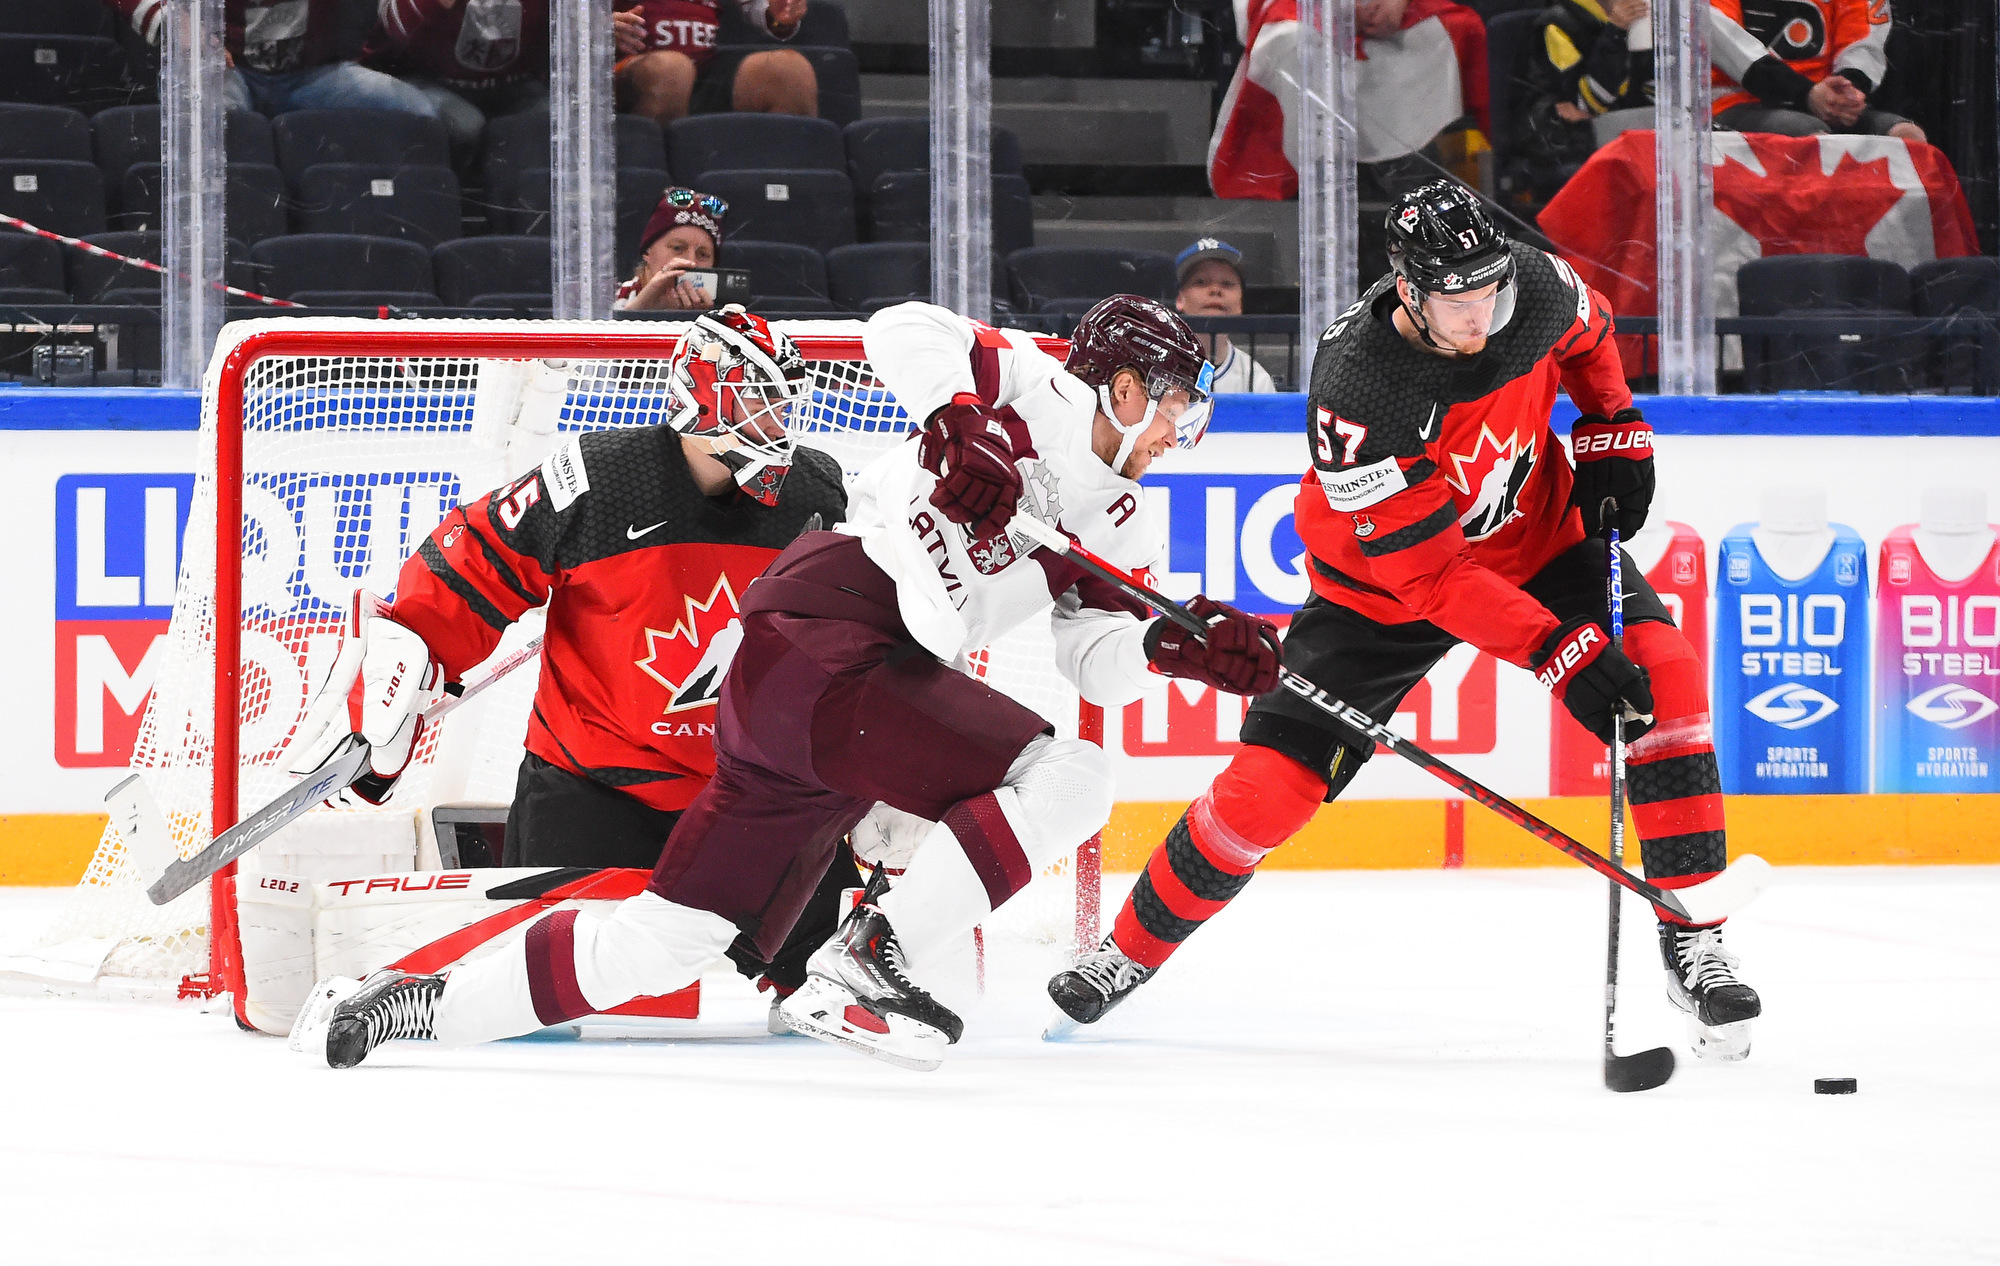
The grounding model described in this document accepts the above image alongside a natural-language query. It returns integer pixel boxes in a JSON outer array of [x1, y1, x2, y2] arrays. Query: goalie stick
[[1005, 514, 1773, 927], [1601, 513, 1675, 1093], [146, 636, 545, 906]]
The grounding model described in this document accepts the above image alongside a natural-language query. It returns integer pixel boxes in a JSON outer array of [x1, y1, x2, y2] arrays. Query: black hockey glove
[[919, 393, 1024, 539], [1145, 596, 1283, 696], [1531, 616, 1655, 745], [1569, 408, 1654, 539]]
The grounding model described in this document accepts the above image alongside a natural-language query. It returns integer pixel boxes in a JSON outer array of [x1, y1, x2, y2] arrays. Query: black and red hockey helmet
[[1065, 294, 1216, 461], [1386, 180, 1514, 298]]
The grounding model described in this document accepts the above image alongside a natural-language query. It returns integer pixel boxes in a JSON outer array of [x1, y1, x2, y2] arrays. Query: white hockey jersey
[[842, 302, 1164, 708]]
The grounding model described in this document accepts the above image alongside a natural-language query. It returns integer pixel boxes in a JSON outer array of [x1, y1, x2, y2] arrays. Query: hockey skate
[[289, 969, 445, 1069], [1043, 935, 1156, 1039], [779, 889, 962, 1072], [1660, 924, 1761, 1061]]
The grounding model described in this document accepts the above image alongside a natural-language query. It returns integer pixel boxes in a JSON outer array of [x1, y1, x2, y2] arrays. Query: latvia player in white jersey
[[292, 295, 1282, 1072]]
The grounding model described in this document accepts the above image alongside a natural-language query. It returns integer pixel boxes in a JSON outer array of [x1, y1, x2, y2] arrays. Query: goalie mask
[[1385, 181, 1517, 351], [664, 305, 808, 505], [1064, 294, 1215, 473]]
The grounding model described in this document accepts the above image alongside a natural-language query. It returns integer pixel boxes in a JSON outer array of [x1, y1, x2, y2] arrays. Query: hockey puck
[[1814, 1077, 1858, 1095]]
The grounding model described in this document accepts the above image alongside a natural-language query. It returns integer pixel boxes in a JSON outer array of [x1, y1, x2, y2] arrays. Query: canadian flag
[[1538, 130, 1980, 367], [1208, 0, 1488, 199]]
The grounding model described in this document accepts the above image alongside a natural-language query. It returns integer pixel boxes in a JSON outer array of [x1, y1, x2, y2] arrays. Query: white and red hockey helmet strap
[[664, 305, 809, 505]]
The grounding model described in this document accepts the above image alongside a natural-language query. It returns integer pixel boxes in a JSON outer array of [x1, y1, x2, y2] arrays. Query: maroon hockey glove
[[1145, 596, 1283, 696], [1531, 615, 1655, 745], [1569, 408, 1654, 539], [919, 393, 1024, 538]]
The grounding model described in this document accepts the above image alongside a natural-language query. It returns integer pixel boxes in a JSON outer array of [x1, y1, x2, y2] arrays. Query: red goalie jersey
[[389, 428, 845, 812], [1294, 244, 1631, 668]]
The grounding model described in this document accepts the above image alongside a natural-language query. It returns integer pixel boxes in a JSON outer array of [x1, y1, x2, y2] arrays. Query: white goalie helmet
[[663, 305, 810, 505]]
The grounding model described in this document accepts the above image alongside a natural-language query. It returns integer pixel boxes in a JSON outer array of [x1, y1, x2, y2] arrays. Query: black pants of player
[[1242, 538, 1674, 798], [503, 751, 858, 990]]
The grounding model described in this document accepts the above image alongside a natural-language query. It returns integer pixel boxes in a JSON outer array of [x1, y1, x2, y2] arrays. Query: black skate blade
[[1604, 1045, 1676, 1093]]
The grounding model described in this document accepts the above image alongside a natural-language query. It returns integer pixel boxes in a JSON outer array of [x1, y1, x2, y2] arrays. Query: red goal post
[[146, 317, 1102, 1020]]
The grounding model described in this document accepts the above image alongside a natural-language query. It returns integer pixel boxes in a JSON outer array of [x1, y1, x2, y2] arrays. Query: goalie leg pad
[[876, 735, 1111, 961], [1114, 744, 1323, 969], [432, 890, 735, 1047]]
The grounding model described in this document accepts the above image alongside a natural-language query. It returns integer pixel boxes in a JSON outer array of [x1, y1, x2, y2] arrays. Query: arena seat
[[117, 161, 288, 242], [507, 164, 669, 274], [842, 118, 1023, 189], [0, 104, 94, 162], [468, 293, 554, 311], [250, 233, 434, 300], [825, 241, 929, 310], [286, 290, 442, 309], [1911, 257, 2000, 394], [295, 163, 462, 247], [1737, 255, 1917, 393], [0, 34, 132, 108], [699, 169, 855, 254], [272, 109, 450, 189], [0, 286, 71, 305], [668, 115, 845, 188], [65, 230, 254, 301], [479, 111, 670, 234], [432, 236, 552, 307], [0, 231, 65, 292], [1006, 246, 1175, 311], [721, 240, 830, 305], [0, 0, 115, 37], [92, 106, 276, 189], [866, 171, 1033, 255], [1485, 9, 1553, 198], [0, 159, 105, 236]]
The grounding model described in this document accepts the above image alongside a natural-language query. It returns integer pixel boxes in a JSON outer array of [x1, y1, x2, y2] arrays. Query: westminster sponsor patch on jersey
[[1319, 454, 1409, 511], [541, 435, 590, 511]]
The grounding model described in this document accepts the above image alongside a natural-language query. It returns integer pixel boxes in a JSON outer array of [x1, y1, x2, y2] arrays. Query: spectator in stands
[[1357, 0, 1489, 196], [1711, 0, 1924, 142], [364, 0, 636, 159], [613, 1, 816, 124], [616, 186, 726, 310], [1173, 239, 1275, 394], [1514, 0, 1654, 168], [1176, 238, 1272, 392], [107, 0, 441, 119]]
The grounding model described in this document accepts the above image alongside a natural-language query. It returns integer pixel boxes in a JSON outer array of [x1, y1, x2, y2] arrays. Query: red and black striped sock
[[1625, 623, 1727, 920], [1111, 745, 1324, 969]]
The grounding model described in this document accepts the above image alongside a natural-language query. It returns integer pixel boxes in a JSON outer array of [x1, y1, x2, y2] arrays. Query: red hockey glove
[[920, 394, 1024, 539], [1145, 596, 1283, 696], [1569, 407, 1654, 539], [1531, 615, 1655, 745]]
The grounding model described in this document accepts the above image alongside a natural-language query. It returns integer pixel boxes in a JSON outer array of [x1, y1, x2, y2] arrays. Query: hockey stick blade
[[147, 735, 372, 905], [1605, 1044, 1676, 1093], [1008, 515, 1775, 925], [105, 773, 178, 881]]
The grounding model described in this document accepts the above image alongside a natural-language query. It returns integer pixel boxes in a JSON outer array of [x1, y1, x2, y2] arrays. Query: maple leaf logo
[[1443, 423, 1536, 542], [1714, 135, 1909, 259], [635, 574, 744, 714]]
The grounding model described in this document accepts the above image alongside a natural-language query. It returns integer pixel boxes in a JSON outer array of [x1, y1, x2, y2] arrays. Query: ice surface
[[1, 867, 1993, 1265]]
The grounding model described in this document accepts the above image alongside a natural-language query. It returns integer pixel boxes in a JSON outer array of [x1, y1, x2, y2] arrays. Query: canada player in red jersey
[[1049, 183, 1764, 1061], [282, 306, 851, 1000]]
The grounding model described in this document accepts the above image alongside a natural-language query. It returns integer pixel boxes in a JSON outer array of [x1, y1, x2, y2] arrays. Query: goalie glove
[[919, 393, 1025, 538], [279, 591, 448, 808]]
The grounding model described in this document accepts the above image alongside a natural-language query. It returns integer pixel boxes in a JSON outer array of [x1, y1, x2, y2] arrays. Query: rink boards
[[3, 388, 1998, 879]]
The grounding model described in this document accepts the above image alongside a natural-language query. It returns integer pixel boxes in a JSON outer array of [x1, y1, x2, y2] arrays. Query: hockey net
[[33, 317, 1102, 1010]]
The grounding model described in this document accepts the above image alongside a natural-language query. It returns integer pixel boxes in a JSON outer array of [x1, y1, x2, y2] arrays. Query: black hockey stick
[[1601, 511, 1675, 1092], [1005, 514, 1771, 926]]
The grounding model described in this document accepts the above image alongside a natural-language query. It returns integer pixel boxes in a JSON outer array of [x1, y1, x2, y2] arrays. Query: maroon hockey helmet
[[1065, 295, 1216, 464]]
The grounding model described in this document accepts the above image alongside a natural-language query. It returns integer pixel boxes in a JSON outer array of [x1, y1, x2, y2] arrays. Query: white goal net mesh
[[36, 318, 1093, 992]]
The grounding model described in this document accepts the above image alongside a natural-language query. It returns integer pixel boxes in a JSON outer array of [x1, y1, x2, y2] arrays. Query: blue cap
[[1176, 238, 1244, 287]]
